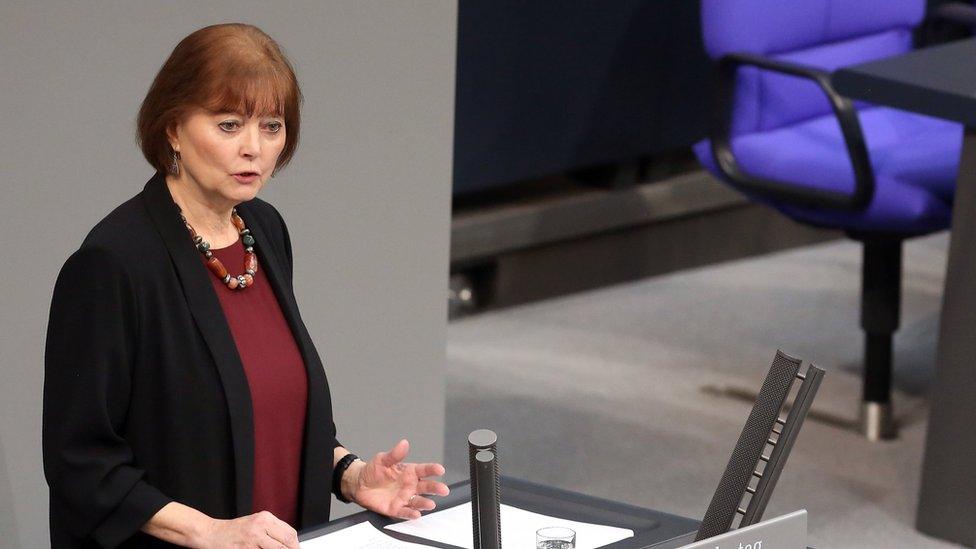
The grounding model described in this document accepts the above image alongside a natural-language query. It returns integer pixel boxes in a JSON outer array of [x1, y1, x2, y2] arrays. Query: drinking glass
[[536, 526, 576, 549]]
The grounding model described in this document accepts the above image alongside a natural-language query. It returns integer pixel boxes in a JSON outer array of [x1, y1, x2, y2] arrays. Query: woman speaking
[[42, 23, 448, 548]]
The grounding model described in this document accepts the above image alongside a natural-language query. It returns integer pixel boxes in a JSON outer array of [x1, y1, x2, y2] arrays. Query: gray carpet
[[445, 232, 956, 548]]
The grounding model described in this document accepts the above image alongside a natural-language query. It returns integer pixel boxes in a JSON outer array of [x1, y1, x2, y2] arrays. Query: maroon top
[[206, 238, 308, 527]]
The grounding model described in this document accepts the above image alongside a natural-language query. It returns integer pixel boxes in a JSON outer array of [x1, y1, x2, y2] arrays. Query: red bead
[[243, 273, 254, 286], [231, 213, 246, 232], [206, 257, 228, 279], [227, 277, 239, 289], [245, 252, 258, 274]]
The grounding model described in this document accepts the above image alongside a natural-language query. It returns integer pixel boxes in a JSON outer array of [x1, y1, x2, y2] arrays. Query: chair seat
[[693, 106, 960, 234]]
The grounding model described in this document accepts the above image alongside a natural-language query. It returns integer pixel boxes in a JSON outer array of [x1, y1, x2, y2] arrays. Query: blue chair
[[693, 0, 961, 439]]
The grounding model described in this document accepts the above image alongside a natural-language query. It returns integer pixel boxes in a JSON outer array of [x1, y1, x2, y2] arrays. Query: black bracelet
[[332, 453, 360, 503]]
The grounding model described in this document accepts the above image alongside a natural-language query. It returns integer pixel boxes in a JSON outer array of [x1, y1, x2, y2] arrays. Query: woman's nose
[[240, 125, 261, 158]]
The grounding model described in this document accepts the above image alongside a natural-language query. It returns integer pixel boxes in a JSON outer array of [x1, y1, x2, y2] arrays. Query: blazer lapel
[[141, 172, 255, 518], [237, 201, 335, 527]]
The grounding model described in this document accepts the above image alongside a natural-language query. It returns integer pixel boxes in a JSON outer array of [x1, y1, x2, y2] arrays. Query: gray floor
[[444, 232, 956, 548]]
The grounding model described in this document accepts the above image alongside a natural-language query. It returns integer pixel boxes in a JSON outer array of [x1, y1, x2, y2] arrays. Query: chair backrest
[[700, 0, 924, 135]]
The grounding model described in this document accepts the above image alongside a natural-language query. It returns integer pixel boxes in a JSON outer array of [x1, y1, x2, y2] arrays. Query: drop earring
[[168, 151, 181, 176]]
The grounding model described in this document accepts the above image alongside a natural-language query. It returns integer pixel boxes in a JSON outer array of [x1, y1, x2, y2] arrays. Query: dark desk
[[833, 38, 976, 547], [299, 477, 700, 548]]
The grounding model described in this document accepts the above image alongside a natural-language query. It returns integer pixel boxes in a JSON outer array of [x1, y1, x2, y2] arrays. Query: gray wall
[[0, 1, 456, 546]]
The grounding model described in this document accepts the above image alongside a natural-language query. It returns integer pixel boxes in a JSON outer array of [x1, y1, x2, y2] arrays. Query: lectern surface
[[299, 476, 700, 548]]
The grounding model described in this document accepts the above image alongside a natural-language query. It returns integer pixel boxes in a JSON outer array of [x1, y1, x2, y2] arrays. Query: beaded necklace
[[180, 208, 258, 290]]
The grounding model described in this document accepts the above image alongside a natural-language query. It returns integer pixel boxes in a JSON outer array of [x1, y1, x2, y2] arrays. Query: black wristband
[[332, 453, 360, 503]]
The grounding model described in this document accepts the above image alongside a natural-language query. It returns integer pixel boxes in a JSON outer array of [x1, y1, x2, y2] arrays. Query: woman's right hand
[[200, 511, 300, 549]]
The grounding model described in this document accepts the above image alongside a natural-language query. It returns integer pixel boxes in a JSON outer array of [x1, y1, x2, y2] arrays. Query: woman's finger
[[416, 479, 450, 497], [264, 533, 298, 549], [264, 531, 298, 549], [267, 529, 299, 549], [380, 439, 410, 467], [406, 495, 437, 511], [398, 507, 422, 520], [413, 462, 446, 478], [263, 516, 300, 549], [256, 533, 290, 549]]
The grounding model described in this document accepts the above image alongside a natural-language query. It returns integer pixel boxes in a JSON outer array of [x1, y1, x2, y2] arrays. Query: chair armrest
[[710, 52, 875, 211]]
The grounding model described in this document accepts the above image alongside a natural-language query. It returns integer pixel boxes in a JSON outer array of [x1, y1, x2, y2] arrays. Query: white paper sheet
[[300, 520, 436, 549], [384, 503, 634, 549]]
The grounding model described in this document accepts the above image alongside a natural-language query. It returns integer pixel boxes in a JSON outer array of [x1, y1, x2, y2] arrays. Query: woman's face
[[169, 107, 286, 206]]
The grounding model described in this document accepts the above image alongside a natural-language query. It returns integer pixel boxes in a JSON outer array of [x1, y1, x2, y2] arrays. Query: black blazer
[[43, 172, 337, 548]]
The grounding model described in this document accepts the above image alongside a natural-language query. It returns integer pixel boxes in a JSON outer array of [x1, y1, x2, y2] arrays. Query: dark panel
[[453, 0, 711, 194]]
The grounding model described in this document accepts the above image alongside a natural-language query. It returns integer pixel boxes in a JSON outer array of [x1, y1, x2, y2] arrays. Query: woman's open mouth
[[233, 172, 260, 184]]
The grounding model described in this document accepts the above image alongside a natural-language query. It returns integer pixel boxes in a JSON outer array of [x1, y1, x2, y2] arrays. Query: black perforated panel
[[695, 350, 801, 541]]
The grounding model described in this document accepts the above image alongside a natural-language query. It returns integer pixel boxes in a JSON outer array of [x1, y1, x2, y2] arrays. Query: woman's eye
[[218, 121, 240, 131], [266, 122, 283, 133]]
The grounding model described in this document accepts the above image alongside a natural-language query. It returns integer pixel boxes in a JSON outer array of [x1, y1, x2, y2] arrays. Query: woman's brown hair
[[137, 23, 302, 175]]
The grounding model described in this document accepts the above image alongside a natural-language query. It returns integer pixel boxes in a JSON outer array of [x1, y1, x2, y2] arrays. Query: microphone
[[468, 429, 501, 549], [474, 450, 502, 549]]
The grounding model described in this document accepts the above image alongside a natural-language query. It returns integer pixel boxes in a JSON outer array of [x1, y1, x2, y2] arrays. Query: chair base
[[860, 401, 897, 441], [858, 237, 903, 442]]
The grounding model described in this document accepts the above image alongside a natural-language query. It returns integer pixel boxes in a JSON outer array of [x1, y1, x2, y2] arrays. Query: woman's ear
[[165, 122, 180, 153]]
